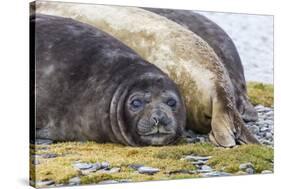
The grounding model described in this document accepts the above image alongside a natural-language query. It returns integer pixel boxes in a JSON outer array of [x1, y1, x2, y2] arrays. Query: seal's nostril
[[152, 117, 159, 126]]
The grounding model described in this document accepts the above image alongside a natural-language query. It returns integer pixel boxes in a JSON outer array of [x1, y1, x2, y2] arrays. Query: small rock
[[98, 167, 120, 174], [34, 159, 40, 165], [167, 170, 193, 174], [199, 165, 213, 173], [68, 177, 80, 185], [260, 127, 269, 132], [259, 138, 273, 145], [36, 180, 55, 187], [119, 179, 132, 183], [81, 163, 102, 174], [264, 120, 273, 125], [35, 139, 53, 145], [265, 111, 274, 116], [129, 164, 144, 170], [248, 126, 259, 135], [202, 171, 232, 177], [245, 168, 255, 174], [261, 170, 272, 174], [41, 153, 57, 159], [138, 166, 160, 175], [73, 163, 93, 170], [182, 155, 212, 161], [265, 132, 273, 139], [255, 104, 264, 108], [101, 162, 110, 169], [239, 162, 254, 171], [98, 180, 119, 184], [191, 160, 207, 165]]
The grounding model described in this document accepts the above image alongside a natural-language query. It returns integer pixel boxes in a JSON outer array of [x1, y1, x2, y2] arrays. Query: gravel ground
[[196, 11, 273, 84], [184, 104, 274, 147]]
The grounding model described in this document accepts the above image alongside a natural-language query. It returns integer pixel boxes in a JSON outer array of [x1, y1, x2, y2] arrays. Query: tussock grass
[[247, 82, 273, 107]]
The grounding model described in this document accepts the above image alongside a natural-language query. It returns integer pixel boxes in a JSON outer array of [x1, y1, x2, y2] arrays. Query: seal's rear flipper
[[235, 114, 260, 144], [239, 96, 258, 122]]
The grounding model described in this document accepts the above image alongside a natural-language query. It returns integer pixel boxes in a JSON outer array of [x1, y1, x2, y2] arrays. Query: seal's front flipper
[[209, 98, 260, 147], [209, 104, 236, 147]]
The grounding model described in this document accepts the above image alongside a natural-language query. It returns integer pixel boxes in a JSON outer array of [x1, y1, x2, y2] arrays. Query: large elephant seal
[[143, 8, 258, 122], [33, 14, 186, 146], [36, 2, 259, 147]]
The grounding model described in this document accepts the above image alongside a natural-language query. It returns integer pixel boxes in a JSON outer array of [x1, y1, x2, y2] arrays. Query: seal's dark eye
[[131, 99, 143, 108], [167, 98, 177, 107]]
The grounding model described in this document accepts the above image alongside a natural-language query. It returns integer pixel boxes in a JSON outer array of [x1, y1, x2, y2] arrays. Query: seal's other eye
[[166, 98, 177, 107], [131, 99, 143, 108]]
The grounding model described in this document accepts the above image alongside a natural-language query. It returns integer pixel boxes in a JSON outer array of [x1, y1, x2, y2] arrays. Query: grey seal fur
[[33, 14, 186, 146]]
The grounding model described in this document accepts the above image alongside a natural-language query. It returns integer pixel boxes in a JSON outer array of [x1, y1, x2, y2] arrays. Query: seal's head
[[122, 74, 186, 146]]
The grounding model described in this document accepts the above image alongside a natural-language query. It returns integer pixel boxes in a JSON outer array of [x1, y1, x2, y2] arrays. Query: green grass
[[247, 82, 273, 107], [31, 142, 273, 185], [31, 82, 274, 186]]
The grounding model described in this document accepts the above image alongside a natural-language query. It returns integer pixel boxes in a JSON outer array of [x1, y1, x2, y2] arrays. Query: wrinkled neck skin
[[109, 80, 137, 146]]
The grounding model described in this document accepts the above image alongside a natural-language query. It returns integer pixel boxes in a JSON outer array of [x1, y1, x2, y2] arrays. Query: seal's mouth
[[139, 128, 175, 137]]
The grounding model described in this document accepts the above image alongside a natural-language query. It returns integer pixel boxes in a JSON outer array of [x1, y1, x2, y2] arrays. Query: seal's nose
[[151, 110, 168, 126]]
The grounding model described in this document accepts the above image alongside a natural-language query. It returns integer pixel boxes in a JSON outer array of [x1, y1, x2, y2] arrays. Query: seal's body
[[36, 2, 259, 147], [34, 14, 186, 146], [143, 8, 258, 122]]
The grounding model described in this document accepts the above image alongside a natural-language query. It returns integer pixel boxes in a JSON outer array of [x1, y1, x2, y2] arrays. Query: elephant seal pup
[[33, 14, 186, 146], [143, 8, 258, 122], [36, 2, 259, 147]]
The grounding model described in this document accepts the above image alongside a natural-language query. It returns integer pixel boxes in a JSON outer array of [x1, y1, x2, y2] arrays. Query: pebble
[[97, 167, 120, 174], [35, 139, 53, 145], [239, 162, 254, 171], [81, 163, 102, 174], [202, 171, 232, 177], [200, 165, 213, 172], [246, 105, 274, 147], [182, 155, 212, 161], [248, 125, 259, 135], [119, 179, 133, 183], [98, 180, 119, 184], [191, 160, 207, 165], [32, 159, 40, 165], [260, 127, 268, 132], [101, 162, 110, 169], [245, 167, 255, 174], [73, 162, 94, 170], [36, 180, 55, 187], [261, 170, 272, 174], [138, 166, 160, 175], [68, 177, 81, 185], [254, 105, 265, 111], [265, 132, 273, 139], [128, 164, 144, 170], [41, 153, 57, 159]]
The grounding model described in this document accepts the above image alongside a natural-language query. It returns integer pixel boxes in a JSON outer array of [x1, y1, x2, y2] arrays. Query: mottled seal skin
[[36, 2, 259, 147], [143, 8, 258, 122], [33, 14, 186, 146]]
